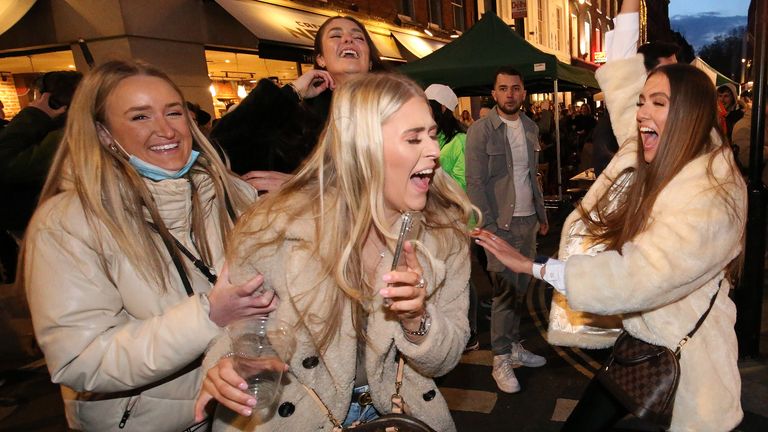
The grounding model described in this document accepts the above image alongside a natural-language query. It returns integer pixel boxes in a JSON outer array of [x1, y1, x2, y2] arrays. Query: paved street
[[1, 210, 767, 431]]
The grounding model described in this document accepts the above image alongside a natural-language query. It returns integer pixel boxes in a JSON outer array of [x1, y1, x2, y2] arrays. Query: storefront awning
[[215, 0, 404, 62], [0, 0, 36, 36], [392, 31, 446, 59]]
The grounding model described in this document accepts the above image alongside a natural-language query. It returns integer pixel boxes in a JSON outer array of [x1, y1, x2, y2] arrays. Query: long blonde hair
[[581, 64, 745, 279], [22, 60, 252, 292], [231, 73, 475, 351]]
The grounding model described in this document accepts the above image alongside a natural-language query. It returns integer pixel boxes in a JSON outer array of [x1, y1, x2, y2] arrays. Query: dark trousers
[[561, 378, 628, 431]]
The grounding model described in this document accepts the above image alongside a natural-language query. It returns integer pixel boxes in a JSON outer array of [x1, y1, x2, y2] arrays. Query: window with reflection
[[451, 0, 465, 31], [428, 0, 443, 27]]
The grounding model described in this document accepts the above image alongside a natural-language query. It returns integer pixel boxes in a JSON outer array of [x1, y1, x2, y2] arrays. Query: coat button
[[278, 402, 295, 417], [302, 356, 319, 369], [422, 389, 436, 401]]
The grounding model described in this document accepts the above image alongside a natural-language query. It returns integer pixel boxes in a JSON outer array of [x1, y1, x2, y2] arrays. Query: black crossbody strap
[[147, 223, 217, 297], [149, 223, 195, 297], [675, 280, 721, 355]]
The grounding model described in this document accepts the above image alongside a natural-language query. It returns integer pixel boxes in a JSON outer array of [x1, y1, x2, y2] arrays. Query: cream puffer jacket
[[24, 173, 255, 431], [203, 195, 471, 432], [554, 54, 746, 431]]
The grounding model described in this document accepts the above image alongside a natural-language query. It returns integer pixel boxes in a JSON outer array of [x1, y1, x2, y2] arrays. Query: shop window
[[451, 0, 465, 31], [571, 11, 579, 58], [205, 50, 312, 118], [0, 50, 76, 119], [582, 12, 591, 58]]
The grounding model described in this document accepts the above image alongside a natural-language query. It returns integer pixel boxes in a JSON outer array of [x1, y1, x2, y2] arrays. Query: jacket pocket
[[487, 147, 507, 178]]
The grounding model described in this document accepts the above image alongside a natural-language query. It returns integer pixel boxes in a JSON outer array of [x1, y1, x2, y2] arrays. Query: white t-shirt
[[499, 116, 535, 216]]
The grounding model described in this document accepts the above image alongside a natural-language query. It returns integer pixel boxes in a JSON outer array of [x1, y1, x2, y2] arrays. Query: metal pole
[[736, 0, 767, 359], [554, 78, 563, 201]]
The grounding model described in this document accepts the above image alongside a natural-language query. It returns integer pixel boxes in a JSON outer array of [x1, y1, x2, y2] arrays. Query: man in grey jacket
[[465, 66, 548, 394]]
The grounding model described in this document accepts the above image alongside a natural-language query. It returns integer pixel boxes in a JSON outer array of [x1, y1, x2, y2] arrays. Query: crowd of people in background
[[0, 0, 763, 431]]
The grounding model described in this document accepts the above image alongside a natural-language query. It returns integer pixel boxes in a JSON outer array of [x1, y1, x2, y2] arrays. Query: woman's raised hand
[[291, 69, 335, 100], [380, 241, 428, 328], [207, 264, 279, 327], [471, 228, 534, 275]]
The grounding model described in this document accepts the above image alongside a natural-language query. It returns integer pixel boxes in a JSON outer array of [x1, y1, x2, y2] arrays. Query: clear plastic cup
[[227, 316, 295, 419]]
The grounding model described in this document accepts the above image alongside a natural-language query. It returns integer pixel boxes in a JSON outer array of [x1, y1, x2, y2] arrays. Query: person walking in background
[[718, 83, 744, 142], [460, 109, 474, 128], [195, 73, 474, 431], [0, 70, 82, 283], [465, 66, 548, 394], [21, 60, 273, 431], [732, 90, 767, 185]]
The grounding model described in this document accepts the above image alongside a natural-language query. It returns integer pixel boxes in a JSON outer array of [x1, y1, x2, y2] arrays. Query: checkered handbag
[[597, 286, 720, 430]]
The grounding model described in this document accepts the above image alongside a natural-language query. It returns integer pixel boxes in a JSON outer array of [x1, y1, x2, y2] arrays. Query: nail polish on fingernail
[[242, 408, 252, 416], [382, 274, 392, 282], [247, 398, 257, 407], [238, 382, 247, 390], [379, 289, 389, 296]]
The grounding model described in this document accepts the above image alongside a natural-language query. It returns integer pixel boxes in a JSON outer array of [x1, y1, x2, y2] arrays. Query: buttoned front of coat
[[204, 196, 471, 432]]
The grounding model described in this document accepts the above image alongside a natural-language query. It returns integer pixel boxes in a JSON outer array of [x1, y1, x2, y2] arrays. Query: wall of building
[[0, 0, 476, 113]]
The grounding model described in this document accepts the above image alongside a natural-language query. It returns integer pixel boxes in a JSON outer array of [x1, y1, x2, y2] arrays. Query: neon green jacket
[[438, 131, 466, 190]]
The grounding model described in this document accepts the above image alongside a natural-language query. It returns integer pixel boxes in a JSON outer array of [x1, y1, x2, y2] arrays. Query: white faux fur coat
[[554, 55, 746, 431], [203, 198, 471, 432]]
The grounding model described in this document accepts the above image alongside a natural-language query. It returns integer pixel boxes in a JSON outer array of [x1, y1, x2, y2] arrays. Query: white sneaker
[[492, 354, 521, 393], [509, 342, 546, 367]]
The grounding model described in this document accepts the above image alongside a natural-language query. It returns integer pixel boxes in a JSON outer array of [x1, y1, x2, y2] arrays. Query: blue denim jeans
[[341, 385, 381, 427]]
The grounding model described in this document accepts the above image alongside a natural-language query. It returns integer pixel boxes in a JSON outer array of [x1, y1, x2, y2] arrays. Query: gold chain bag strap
[[303, 355, 436, 432], [597, 282, 721, 429]]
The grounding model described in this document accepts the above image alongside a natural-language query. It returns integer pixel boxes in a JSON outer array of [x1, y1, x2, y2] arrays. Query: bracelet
[[287, 82, 303, 102], [401, 311, 431, 337]]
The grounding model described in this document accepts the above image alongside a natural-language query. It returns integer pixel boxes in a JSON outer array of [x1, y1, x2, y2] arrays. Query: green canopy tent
[[399, 12, 598, 94], [691, 57, 738, 88], [399, 12, 600, 199]]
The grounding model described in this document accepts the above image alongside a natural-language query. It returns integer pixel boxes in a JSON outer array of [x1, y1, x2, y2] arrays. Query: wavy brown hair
[[580, 63, 744, 280]]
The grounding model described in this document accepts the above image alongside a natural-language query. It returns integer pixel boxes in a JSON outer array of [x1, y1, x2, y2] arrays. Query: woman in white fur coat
[[194, 73, 475, 431], [474, 61, 746, 430]]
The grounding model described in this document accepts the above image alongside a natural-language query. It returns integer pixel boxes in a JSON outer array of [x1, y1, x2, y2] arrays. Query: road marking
[[550, 398, 578, 422], [440, 387, 498, 413]]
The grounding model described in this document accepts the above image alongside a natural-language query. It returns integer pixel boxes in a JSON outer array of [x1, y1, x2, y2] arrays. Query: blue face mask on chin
[[128, 150, 200, 181]]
